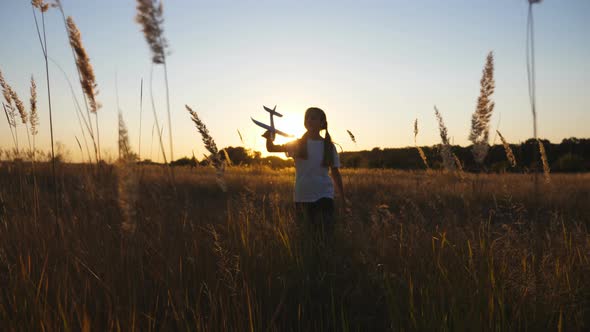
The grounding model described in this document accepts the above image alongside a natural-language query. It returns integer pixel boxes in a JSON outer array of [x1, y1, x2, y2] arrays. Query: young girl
[[264, 107, 345, 234]]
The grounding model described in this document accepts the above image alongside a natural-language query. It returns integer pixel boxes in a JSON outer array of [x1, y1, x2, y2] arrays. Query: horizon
[[1, 1, 589, 162]]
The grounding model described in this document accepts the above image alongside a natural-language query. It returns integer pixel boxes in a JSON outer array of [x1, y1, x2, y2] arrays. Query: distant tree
[[221, 146, 253, 165], [552, 153, 586, 172], [171, 157, 197, 167]]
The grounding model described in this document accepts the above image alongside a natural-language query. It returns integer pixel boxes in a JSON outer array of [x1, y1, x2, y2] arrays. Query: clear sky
[[1, 0, 588, 162]]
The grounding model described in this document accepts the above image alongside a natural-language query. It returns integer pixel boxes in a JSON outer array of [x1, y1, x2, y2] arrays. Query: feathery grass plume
[[8, 80, 32, 156], [496, 130, 516, 168], [136, 0, 174, 164], [118, 112, 133, 161], [3, 103, 18, 152], [222, 149, 233, 167], [117, 112, 139, 233], [538, 139, 550, 183], [53, 2, 96, 163], [10, 88, 27, 126], [29, 77, 38, 137], [1, 71, 20, 154], [453, 153, 465, 179], [469, 51, 495, 164], [186, 105, 227, 192], [413, 119, 429, 169], [417, 147, 429, 170], [135, 0, 168, 64], [31, 0, 51, 12], [434, 106, 456, 172], [66, 16, 101, 161], [66, 17, 100, 114], [347, 129, 357, 144], [0, 70, 15, 117], [49, 58, 93, 162]]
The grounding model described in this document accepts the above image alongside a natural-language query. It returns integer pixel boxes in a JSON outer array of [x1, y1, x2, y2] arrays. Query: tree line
[[165, 137, 588, 173]]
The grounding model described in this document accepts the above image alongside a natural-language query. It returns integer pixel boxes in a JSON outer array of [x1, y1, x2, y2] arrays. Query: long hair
[[294, 107, 334, 167]]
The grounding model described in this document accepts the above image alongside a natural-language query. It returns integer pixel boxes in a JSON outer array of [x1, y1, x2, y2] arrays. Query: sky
[[0, 0, 588, 162]]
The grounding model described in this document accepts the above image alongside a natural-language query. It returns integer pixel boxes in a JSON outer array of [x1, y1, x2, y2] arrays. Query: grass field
[[0, 163, 588, 331]]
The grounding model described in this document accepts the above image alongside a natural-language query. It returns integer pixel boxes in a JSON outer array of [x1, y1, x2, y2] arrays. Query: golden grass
[[66, 17, 99, 114], [0, 164, 588, 330], [434, 106, 456, 172], [538, 139, 551, 183], [496, 130, 517, 168], [29, 76, 38, 138], [469, 51, 495, 164], [414, 119, 429, 170], [186, 105, 227, 192]]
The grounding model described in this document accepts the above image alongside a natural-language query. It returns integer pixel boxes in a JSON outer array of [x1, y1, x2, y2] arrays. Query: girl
[[264, 107, 345, 234]]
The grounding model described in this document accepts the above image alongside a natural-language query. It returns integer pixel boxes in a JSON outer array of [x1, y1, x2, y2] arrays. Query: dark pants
[[295, 198, 335, 236]]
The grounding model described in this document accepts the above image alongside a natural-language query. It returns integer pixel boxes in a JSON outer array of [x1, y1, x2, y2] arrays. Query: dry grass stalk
[[222, 149, 232, 167], [417, 147, 429, 170], [10, 89, 27, 126], [186, 105, 227, 192], [135, 0, 168, 64], [136, 0, 174, 164], [29, 77, 38, 138], [347, 130, 357, 144], [117, 112, 139, 233], [53, 2, 96, 162], [1, 71, 20, 154], [496, 130, 516, 168], [469, 51, 495, 164], [66, 16, 101, 162], [66, 17, 99, 114], [453, 153, 465, 179], [237, 129, 244, 145], [31, 0, 59, 229], [538, 139, 550, 183], [3, 103, 17, 152], [0, 70, 16, 120], [118, 112, 134, 162], [434, 106, 456, 172], [50, 58, 94, 162], [138, 78, 143, 161], [413, 119, 429, 170], [7, 79, 32, 156]]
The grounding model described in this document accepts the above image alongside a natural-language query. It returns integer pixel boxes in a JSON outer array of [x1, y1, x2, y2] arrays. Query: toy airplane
[[251, 105, 294, 139]]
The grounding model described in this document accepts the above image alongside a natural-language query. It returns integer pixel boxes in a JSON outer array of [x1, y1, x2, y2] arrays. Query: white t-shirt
[[286, 139, 340, 202]]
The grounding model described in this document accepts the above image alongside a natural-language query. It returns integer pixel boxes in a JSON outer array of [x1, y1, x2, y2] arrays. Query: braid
[[322, 123, 334, 167]]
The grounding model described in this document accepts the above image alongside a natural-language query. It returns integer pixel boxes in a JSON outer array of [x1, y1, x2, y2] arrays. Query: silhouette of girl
[[264, 107, 346, 235]]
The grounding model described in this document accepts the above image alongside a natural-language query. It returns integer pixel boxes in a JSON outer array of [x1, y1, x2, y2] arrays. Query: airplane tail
[[263, 105, 283, 117]]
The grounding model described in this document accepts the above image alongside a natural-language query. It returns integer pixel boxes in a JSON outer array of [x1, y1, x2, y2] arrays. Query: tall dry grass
[[469, 51, 495, 165], [65, 16, 101, 162], [0, 165, 588, 331], [186, 105, 227, 192], [538, 139, 551, 183], [117, 112, 139, 233], [136, 0, 174, 164], [413, 119, 429, 170], [31, 0, 59, 225], [434, 106, 456, 172], [496, 130, 517, 168]]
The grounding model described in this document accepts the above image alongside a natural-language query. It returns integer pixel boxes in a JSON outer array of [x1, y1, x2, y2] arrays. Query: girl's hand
[[262, 130, 274, 141]]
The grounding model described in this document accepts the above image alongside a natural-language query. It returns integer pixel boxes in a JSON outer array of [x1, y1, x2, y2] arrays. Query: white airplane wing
[[251, 117, 294, 137]]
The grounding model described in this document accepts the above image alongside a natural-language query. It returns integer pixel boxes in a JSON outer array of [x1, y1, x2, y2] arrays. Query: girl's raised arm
[[264, 130, 289, 153]]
